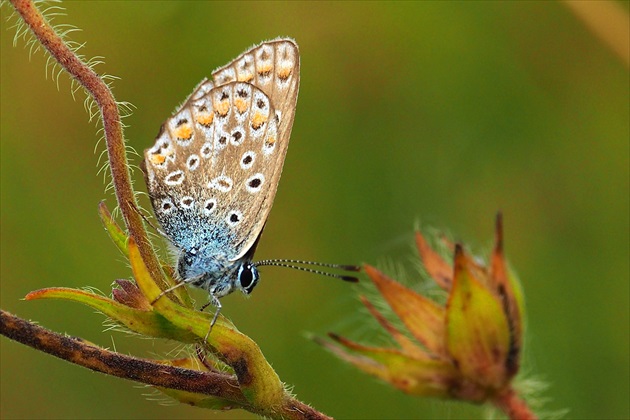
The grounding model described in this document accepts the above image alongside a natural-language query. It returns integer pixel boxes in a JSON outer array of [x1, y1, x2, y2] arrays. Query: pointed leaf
[[446, 245, 511, 390], [112, 279, 152, 311], [128, 237, 285, 408], [98, 201, 129, 257], [99, 201, 192, 307], [365, 265, 447, 357], [328, 332, 434, 363], [416, 231, 453, 290], [321, 334, 456, 397], [25, 287, 198, 342], [488, 213, 523, 377], [124, 233, 193, 307], [361, 296, 430, 360]]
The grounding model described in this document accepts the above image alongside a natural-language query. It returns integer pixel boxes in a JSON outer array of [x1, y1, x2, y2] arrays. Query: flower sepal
[[320, 214, 528, 412]]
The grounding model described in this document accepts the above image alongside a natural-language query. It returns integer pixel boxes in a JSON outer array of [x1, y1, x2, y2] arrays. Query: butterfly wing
[[143, 39, 299, 262]]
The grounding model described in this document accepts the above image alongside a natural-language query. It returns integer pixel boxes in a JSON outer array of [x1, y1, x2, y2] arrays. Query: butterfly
[[142, 38, 357, 328]]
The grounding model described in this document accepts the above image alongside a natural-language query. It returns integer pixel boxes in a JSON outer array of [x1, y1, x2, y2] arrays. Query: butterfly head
[[176, 247, 260, 297]]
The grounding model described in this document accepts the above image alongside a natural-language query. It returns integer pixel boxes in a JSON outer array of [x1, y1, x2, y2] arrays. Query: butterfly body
[[143, 39, 300, 303]]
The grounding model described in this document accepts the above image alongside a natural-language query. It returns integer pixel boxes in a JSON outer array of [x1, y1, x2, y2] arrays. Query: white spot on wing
[[226, 210, 243, 227], [160, 198, 174, 213], [187, 154, 200, 171], [165, 170, 185, 185], [200, 142, 213, 158], [240, 151, 256, 170], [208, 175, 233, 192], [245, 173, 265, 193], [180, 196, 195, 209], [203, 198, 217, 215]]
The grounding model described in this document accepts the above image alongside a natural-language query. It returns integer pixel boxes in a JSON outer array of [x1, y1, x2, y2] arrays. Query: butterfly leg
[[149, 280, 188, 304], [200, 293, 222, 340], [200, 294, 221, 341]]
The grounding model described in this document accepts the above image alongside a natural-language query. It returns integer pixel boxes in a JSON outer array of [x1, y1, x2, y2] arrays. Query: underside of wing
[[143, 39, 299, 261]]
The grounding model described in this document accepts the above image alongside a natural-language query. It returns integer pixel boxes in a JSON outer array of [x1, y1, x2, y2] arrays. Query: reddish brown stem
[[492, 387, 537, 420], [9, 0, 168, 291], [0, 310, 330, 420], [0, 309, 246, 403]]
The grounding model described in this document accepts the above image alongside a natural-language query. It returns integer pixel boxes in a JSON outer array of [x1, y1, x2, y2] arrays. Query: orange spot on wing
[[237, 73, 254, 83], [234, 98, 248, 113], [251, 112, 267, 130], [277, 67, 292, 80], [257, 63, 272, 76], [196, 112, 214, 126], [215, 101, 230, 117], [175, 125, 192, 140], [150, 154, 166, 165]]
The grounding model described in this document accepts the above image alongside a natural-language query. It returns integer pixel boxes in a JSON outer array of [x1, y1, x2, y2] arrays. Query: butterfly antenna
[[254, 259, 361, 282]]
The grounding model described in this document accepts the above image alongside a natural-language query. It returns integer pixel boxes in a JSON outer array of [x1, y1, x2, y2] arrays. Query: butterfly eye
[[237, 263, 259, 294]]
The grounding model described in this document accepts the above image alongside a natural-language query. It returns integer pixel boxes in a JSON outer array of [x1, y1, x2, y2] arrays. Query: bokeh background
[[2, 2, 628, 419]]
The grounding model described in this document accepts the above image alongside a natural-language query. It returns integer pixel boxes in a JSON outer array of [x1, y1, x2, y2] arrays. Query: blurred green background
[[2, 1, 628, 419]]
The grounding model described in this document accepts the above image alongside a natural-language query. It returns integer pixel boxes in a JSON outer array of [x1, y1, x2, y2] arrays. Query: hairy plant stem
[[0, 310, 330, 420], [9, 0, 168, 292]]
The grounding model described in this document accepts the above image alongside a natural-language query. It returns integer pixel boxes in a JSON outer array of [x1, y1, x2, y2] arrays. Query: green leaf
[[98, 201, 129, 258], [128, 237, 286, 409], [446, 246, 511, 391], [321, 333, 456, 397], [25, 287, 197, 342]]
